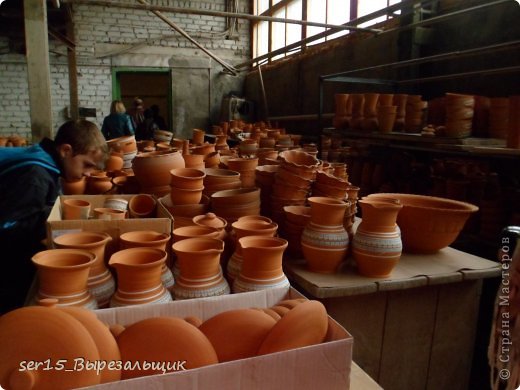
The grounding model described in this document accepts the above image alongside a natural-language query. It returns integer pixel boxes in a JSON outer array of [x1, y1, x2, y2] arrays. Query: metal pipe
[[135, 0, 238, 75], [63, 0, 380, 33], [321, 40, 520, 80]]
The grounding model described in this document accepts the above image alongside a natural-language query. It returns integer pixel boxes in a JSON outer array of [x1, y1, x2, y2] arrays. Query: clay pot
[[199, 309, 276, 362], [117, 317, 218, 379], [192, 128, 205, 145], [107, 135, 137, 154], [132, 150, 185, 196], [0, 304, 102, 389], [301, 197, 349, 273], [61, 177, 87, 195], [352, 199, 403, 278], [334, 94, 350, 117], [109, 247, 172, 307], [172, 237, 230, 299], [173, 225, 220, 242], [128, 194, 157, 218], [233, 236, 289, 293], [31, 249, 98, 309], [62, 198, 91, 220], [160, 193, 210, 218], [170, 168, 206, 189], [105, 152, 124, 172], [52, 231, 115, 308]]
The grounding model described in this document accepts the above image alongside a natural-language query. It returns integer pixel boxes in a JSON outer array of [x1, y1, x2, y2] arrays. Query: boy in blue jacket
[[0, 120, 107, 314]]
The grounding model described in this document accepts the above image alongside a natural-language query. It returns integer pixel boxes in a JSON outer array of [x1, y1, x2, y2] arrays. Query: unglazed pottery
[[132, 150, 185, 196], [366, 193, 479, 253], [233, 236, 290, 293], [352, 199, 403, 278], [62, 198, 91, 220], [53, 232, 115, 308], [117, 317, 218, 379], [31, 249, 98, 309], [257, 300, 328, 355], [128, 193, 157, 218], [108, 247, 172, 307], [301, 197, 349, 273], [0, 305, 101, 389], [199, 309, 276, 362], [171, 238, 230, 300]]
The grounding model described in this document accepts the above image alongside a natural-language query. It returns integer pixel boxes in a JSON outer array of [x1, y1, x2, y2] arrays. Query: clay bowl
[[160, 194, 210, 217], [211, 188, 260, 207], [283, 205, 311, 226], [366, 193, 479, 253], [272, 182, 308, 200], [316, 171, 349, 189], [281, 162, 317, 180], [313, 182, 348, 200], [170, 168, 206, 190], [227, 157, 259, 172], [170, 186, 204, 205], [279, 150, 319, 169], [204, 168, 241, 185], [276, 167, 313, 189]]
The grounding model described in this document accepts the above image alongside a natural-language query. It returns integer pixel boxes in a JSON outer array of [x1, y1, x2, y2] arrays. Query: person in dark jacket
[[0, 120, 108, 314], [101, 100, 135, 140], [150, 104, 167, 130], [135, 108, 159, 141]]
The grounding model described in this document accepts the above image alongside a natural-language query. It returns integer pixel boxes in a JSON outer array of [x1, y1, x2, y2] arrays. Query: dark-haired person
[[0, 120, 108, 314]]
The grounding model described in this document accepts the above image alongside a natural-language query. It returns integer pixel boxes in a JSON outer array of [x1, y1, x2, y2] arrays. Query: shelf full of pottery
[[331, 92, 520, 148]]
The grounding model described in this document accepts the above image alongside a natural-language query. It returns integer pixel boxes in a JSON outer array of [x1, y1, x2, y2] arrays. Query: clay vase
[[192, 212, 231, 265], [108, 247, 172, 307], [31, 249, 98, 309], [132, 150, 185, 196], [171, 237, 230, 300], [233, 236, 290, 293], [227, 219, 278, 283], [301, 197, 349, 273], [352, 199, 403, 278], [53, 232, 115, 308], [119, 230, 174, 292], [0, 304, 102, 389]]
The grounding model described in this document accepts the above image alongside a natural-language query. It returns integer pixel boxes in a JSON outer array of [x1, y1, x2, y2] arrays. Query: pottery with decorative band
[[31, 249, 98, 309], [352, 199, 403, 278], [172, 237, 229, 299], [233, 236, 290, 293], [53, 231, 115, 308], [301, 197, 349, 273], [108, 247, 172, 307]]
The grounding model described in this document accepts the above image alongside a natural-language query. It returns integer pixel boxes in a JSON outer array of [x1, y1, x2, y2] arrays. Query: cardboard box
[[46, 195, 173, 253], [85, 287, 352, 389]]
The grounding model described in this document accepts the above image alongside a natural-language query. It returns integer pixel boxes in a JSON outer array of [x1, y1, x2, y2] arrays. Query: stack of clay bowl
[[270, 150, 318, 225], [160, 193, 210, 228], [106, 135, 137, 170], [377, 94, 397, 133], [489, 97, 509, 139], [239, 139, 259, 157], [170, 168, 205, 207], [312, 171, 349, 200], [257, 148, 278, 165], [255, 165, 279, 217], [203, 168, 242, 197], [153, 129, 174, 144], [445, 93, 475, 138], [211, 188, 261, 224], [227, 157, 259, 189], [282, 205, 311, 258], [330, 162, 348, 181], [132, 149, 185, 196], [404, 95, 427, 133]]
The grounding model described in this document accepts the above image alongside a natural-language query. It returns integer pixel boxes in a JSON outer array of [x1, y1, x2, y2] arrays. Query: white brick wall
[[0, 0, 250, 138]]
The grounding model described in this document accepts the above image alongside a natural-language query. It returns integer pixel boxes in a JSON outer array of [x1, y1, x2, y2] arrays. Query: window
[[252, 0, 401, 63]]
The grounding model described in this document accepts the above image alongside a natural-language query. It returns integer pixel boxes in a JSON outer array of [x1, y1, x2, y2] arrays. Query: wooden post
[[24, 0, 53, 142], [66, 5, 79, 120]]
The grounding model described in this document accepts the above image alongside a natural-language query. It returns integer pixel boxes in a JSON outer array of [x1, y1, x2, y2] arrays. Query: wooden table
[[284, 247, 501, 390]]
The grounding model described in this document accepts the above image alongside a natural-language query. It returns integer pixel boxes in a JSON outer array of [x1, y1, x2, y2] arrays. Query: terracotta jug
[[119, 230, 174, 293], [31, 249, 98, 309], [53, 231, 115, 308], [108, 247, 172, 307], [352, 199, 403, 278], [171, 237, 230, 300], [301, 197, 349, 273], [227, 219, 278, 283], [233, 236, 290, 293]]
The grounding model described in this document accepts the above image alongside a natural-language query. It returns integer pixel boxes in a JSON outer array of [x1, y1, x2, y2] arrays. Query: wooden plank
[[323, 293, 387, 382], [378, 286, 438, 390], [427, 280, 482, 390], [24, 0, 53, 141]]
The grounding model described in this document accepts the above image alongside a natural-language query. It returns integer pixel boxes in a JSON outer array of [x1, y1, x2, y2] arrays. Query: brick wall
[[0, 0, 250, 138]]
